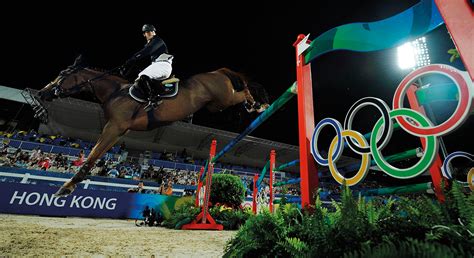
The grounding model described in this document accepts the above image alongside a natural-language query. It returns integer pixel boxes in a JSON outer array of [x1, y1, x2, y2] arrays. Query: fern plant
[[224, 210, 288, 257], [161, 200, 199, 229], [277, 237, 309, 258], [225, 181, 474, 257], [344, 238, 472, 258]]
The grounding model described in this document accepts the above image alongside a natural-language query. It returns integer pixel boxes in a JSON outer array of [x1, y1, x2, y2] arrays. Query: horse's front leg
[[54, 122, 128, 197]]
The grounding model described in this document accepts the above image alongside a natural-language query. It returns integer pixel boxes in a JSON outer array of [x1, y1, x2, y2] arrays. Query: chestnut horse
[[38, 56, 269, 197]]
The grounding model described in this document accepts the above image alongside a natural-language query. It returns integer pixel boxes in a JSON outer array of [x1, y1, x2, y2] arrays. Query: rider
[[124, 24, 175, 102]]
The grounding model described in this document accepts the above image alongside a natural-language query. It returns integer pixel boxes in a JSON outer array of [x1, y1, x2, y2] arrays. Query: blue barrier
[[0, 182, 186, 219]]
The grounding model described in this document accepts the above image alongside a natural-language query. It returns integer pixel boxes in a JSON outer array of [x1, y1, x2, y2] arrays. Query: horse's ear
[[72, 54, 84, 67]]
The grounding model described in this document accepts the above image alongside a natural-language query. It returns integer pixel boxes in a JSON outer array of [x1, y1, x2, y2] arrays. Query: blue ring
[[442, 151, 474, 180], [311, 118, 343, 166]]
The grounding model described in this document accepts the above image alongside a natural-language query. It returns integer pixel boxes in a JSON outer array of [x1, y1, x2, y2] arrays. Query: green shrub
[[211, 207, 252, 230], [210, 174, 245, 208], [162, 199, 199, 229]]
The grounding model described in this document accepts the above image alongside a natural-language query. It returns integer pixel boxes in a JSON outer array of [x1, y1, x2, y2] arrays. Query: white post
[[20, 173, 30, 184]]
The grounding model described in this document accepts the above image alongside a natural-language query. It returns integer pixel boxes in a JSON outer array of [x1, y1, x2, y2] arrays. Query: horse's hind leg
[[54, 122, 127, 197]]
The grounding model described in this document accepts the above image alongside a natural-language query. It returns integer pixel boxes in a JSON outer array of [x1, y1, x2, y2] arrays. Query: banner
[[304, 0, 444, 63], [0, 182, 190, 219]]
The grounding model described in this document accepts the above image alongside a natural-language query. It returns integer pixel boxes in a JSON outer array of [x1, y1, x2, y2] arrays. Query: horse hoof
[[53, 185, 76, 197], [245, 107, 255, 113], [256, 104, 270, 113]]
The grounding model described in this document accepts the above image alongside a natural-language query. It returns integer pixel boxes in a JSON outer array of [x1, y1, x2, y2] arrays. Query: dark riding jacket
[[130, 36, 168, 63]]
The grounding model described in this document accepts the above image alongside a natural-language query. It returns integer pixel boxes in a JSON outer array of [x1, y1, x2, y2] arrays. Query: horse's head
[[38, 55, 89, 101], [245, 82, 270, 113]]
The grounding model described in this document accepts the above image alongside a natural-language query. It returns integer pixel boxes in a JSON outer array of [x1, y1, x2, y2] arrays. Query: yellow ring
[[468, 168, 474, 191], [328, 130, 371, 186]]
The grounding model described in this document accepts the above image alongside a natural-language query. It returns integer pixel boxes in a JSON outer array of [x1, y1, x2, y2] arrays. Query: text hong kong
[[9, 191, 118, 210]]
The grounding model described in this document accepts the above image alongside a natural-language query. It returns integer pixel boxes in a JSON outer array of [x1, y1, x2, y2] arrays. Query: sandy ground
[[0, 214, 236, 257]]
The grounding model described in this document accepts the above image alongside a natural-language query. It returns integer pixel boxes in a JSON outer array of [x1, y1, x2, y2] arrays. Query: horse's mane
[[87, 66, 109, 73], [66, 55, 128, 82], [83, 66, 130, 83]]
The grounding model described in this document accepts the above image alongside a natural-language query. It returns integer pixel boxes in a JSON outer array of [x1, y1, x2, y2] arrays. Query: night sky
[[1, 0, 472, 158]]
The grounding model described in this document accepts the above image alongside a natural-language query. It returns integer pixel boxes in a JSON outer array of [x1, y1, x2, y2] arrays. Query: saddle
[[129, 76, 180, 111]]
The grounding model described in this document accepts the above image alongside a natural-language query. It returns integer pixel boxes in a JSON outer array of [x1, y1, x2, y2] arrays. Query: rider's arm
[[130, 37, 167, 62]]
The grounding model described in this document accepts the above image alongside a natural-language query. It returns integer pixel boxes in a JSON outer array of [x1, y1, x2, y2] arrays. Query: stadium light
[[397, 37, 430, 70]]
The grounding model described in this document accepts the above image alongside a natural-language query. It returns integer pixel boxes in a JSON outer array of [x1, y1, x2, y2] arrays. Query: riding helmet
[[142, 24, 156, 33]]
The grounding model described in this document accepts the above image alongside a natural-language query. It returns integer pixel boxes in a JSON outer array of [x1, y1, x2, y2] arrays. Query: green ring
[[371, 108, 438, 179]]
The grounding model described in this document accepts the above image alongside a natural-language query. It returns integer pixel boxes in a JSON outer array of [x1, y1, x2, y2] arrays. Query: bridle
[[51, 65, 121, 97]]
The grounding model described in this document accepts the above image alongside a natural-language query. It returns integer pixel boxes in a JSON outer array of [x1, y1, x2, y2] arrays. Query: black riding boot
[[133, 75, 152, 101]]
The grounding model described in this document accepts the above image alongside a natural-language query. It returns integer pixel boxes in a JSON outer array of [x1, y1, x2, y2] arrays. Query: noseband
[[51, 66, 94, 97]]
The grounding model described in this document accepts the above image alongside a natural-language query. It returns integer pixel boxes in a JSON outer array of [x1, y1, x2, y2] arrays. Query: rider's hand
[[119, 66, 129, 78], [125, 55, 139, 66], [124, 59, 134, 67]]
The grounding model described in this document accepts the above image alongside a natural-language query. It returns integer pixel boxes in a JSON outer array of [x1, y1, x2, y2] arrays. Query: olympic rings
[[371, 108, 437, 179], [441, 151, 474, 180], [328, 130, 370, 186], [311, 118, 343, 166], [310, 64, 471, 186], [393, 64, 473, 137], [344, 97, 393, 154]]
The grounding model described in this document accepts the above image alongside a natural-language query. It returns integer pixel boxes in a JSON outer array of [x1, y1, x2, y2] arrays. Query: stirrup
[[129, 86, 148, 103], [144, 99, 163, 111]]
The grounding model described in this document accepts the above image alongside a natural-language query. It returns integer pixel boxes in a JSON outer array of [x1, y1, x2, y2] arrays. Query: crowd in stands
[[0, 130, 265, 172], [0, 130, 361, 205], [0, 144, 84, 174], [0, 130, 284, 197]]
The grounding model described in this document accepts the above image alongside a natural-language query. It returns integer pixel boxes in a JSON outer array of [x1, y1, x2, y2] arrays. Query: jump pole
[[294, 34, 319, 208], [434, 0, 474, 80], [252, 174, 258, 214], [407, 85, 445, 202], [194, 166, 205, 207], [200, 82, 297, 182], [182, 140, 223, 230], [269, 150, 275, 213]]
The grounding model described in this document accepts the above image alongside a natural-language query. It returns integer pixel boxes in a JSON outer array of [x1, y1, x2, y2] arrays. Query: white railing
[[0, 171, 184, 195]]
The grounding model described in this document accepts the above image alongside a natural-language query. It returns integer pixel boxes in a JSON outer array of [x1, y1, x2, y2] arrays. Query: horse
[[38, 55, 270, 197]]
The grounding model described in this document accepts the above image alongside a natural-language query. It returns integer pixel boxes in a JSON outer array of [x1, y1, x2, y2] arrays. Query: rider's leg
[[132, 75, 152, 98], [139, 61, 172, 96], [139, 59, 172, 80]]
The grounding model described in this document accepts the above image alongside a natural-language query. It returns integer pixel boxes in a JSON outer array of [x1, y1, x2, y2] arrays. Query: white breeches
[[139, 61, 172, 80]]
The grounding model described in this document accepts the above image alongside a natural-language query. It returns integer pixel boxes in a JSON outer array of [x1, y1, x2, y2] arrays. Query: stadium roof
[[3, 86, 361, 175], [0, 85, 27, 103]]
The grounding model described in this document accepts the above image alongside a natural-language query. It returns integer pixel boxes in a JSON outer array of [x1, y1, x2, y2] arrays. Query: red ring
[[393, 64, 470, 136]]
